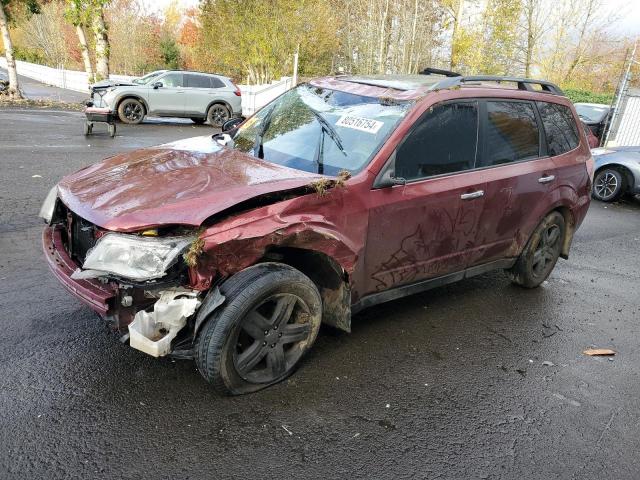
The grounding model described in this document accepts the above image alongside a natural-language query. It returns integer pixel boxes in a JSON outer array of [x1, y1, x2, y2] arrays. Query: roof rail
[[420, 70, 564, 96], [420, 67, 462, 77]]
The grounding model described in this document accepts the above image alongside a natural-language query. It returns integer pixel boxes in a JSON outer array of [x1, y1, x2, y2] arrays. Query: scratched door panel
[[470, 158, 558, 266], [364, 173, 486, 295]]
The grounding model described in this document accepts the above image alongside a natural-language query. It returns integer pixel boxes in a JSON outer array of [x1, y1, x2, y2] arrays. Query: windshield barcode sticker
[[335, 115, 383, 134]]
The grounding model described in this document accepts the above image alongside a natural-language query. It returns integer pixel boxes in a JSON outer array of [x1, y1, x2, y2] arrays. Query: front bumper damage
[[43, 225, 212, 359]]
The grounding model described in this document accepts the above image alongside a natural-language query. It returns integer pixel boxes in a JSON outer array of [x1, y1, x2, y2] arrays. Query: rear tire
[[207, 103, 231, 127], [195, 263, 322, 395], [508, 211, 565, 288], [117, 98, 145, 124], [593, 168, 625, 202]]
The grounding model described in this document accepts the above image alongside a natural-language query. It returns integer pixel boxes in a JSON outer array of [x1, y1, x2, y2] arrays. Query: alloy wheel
[[233, 293, 312, 384], [532, 224, 561, 278], [124, 102, 143, 122], [209, 105, 230, 126], [594, 171, 619, 200]]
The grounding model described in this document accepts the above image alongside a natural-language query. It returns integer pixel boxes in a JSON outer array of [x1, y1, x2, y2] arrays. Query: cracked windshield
[[232, 84, 413, 175]]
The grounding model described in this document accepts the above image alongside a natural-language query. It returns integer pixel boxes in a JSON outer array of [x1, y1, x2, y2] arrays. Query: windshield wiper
[[310, 110, 346, 156], [253, 106, 275, 159], [310, 110, 347, 174]]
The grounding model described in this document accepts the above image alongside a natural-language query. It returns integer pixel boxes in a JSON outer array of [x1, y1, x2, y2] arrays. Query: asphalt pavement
[[0, 67, 87, 103], [1, 108, 640, 479]]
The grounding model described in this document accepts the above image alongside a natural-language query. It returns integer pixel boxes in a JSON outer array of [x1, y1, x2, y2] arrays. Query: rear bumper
[[42, 225, 115, 315]]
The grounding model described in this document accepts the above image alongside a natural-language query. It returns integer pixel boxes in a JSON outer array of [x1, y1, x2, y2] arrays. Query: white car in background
[[97, 70, 243, 127]]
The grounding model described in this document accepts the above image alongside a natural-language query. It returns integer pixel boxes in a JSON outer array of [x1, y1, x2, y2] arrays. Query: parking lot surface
[[1, 108, 640, 479]]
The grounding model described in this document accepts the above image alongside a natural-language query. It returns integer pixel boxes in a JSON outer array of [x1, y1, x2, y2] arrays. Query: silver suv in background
[[100, 70, 243, 127]]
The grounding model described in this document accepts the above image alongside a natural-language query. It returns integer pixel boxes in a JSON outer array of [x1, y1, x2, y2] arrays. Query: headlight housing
[[39, 186, 58, 223], [101, 89, 116, 107], [82, 234, 193, 281]]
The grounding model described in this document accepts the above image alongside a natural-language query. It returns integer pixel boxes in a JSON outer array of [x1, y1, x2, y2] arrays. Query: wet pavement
[[1, 108, 640, 479]]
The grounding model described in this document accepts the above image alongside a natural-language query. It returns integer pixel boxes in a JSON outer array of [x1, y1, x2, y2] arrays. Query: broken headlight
[[39, 186, 58, 223], [81, 234, 193, 281]]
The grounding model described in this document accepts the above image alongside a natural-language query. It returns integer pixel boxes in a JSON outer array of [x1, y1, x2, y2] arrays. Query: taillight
[[233, 85, 241, 96]]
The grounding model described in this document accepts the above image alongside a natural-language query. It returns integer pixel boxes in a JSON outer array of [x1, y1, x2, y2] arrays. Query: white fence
[[0, 58, 293, 116], [0, 57, 132, 93], [239, 77, 293, 116], [610, 92, 640, 147]]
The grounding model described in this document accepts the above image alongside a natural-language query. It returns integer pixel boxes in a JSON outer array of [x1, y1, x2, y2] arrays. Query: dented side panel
[[187, 175, 372, 304]]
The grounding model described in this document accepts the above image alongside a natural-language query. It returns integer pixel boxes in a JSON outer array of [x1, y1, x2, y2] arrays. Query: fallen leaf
[[583, 348, 616, 356]]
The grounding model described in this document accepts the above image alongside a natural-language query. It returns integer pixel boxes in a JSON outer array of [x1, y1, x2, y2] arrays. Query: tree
[[90, 0, 109, 80], [443, 0, 466, 70], [337, 0, 446, 76], [516, 0, 549, 77], [0, 0, 40, 99], [65, 0, 95, 83], [196, 0, 339, 84], [23, 2, 69, 67]]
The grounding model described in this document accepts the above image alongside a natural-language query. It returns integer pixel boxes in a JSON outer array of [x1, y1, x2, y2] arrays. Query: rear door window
[[395, 101, 479, 181], [185, 73, 211, 88], [480, 101, 540, 167], [537, 102, 580, 156]]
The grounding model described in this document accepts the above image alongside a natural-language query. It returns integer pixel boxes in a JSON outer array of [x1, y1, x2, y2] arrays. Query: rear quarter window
[[537, 102, 580, 156], [210, 76, 225, 88], [481, 101, 540, 167]]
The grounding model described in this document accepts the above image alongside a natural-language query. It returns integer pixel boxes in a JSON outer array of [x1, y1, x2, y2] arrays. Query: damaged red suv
[[41, 70, 593, 394]]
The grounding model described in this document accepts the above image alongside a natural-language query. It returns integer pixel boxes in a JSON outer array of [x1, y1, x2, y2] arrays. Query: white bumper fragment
[[128, 289, 201, 357]]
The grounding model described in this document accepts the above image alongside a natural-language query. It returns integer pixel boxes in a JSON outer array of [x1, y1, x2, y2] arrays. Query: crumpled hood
[[58, 136, 323, 231], [91, 79, 135, 90]]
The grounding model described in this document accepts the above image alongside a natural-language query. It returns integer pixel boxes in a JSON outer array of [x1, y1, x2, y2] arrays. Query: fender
[[189, 216, 359, 289], [206, 99, 235, 116]]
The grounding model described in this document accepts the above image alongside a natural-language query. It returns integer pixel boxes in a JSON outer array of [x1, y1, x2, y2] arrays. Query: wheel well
[[261, 247, 352, 332], [595, 164, 632, 192], [117, 95, 148, 114]]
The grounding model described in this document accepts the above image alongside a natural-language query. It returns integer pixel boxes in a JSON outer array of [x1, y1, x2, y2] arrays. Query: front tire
[[117, 98, 145, 124], [508, 211, 565, 288], [195, 263, 322, 395], [593, 168, 625, 202], [207, 103, 231, 127]]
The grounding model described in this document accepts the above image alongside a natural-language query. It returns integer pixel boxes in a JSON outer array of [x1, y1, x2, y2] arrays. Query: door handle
[[460, 190, 484, 200], [538, 174, 555, 184]]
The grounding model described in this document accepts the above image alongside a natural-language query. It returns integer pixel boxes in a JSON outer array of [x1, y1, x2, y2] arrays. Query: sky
[[603, 0, 640, 35], [142, 0, 640, 37]]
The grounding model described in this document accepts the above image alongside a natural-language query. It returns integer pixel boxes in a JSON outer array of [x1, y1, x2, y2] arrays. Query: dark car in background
[[41, 71, 592, 395], [582, 121, 599, 148], [575, 102, 611, 143]]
